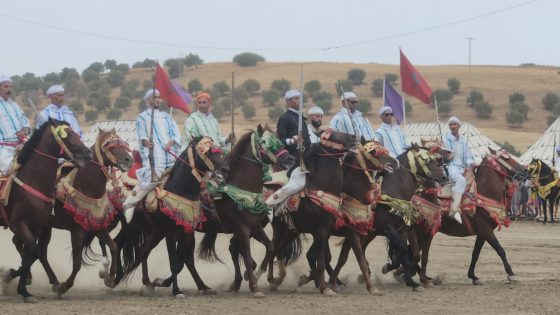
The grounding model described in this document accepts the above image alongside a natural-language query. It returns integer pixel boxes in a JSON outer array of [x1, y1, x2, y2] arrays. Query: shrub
[[212, 81, 230, 98], [242, 104, 256, 120], [542, 92, 560, 111], [371, 79, 383, 97], [473, 100, 493, 118], [384, 73, 399, 85], [447, 77, 461, 94], [233, 52, 265, 67], [466, 90, 484, 107], [262, 89, 281, 107], [347, 68, 366, 85], [106, 108, 122, 120], [304, 80, 321, 96], [270, 79, 291, 96], [242, 79, 260, 94], [268, 106, 284, 121], [85, 110, 99, 122]]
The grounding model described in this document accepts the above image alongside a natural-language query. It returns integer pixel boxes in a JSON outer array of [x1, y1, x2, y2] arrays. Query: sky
[[1, 0, 557, 76]]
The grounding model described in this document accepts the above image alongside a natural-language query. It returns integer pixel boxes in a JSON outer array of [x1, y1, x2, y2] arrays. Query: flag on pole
[[155, 62, 191, 113], [400, 49, 433, 105], [383, 81, 404, 124]]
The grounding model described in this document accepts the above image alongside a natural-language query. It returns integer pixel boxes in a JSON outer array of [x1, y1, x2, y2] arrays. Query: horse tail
[[386, 238, 401, 270], [120, 226, 146, 281], [80, 232, 99, 265], [198, 229, 224, 263], [276, 220, 303, 266]]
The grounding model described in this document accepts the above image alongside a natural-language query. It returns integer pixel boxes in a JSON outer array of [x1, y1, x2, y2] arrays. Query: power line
[[0, 0, 538, 53]]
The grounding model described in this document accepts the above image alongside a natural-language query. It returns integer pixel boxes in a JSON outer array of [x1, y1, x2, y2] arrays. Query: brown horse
[[329, 144, 448, 291], [410, 149, 527, 287], [276, 140, 398, 294], [2, 119, 91, 303], [116, 136, 229, 298], [17, 128, 133, 296], [198, 124, 292, 297], [260, 129, 358, 295]]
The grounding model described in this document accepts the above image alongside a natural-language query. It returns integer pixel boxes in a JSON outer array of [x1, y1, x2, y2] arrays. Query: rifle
[[298, 65, 308, 173], [148, 66, 157, 182], [26, 97, 38, 127]]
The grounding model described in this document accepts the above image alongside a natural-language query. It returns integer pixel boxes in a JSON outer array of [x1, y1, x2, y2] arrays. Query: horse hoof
[[507, 275, 518, 283], [2, 269, 13, 284], [98, 269, 107, 280], [472, 279, 484, 286], [228, 283, 241, 293], [153, 278, 165, 287], [322, 288, 336, 296], [393, 274, 405, 285], [298, 275, 310, 287], [268, 283, 278, 292], [51, 283, 61, 294], [251, 291, 266, 299], [381, 264, 390, 275], [23, 296, 38, 303], [423, 281, 434, 289], [140, 285, 155, 296], [357, 274, 365, 284], [104, 276, 116, 288], [368, 287, 383, 296], [413, 286, 425, 292], [198, 289, 217, 296], [432, 275, 444, 285], [174, 293, 186, 299], [254, 269, 265, 281]]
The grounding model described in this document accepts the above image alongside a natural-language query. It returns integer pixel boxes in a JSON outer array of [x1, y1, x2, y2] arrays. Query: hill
[[16, 61, 560, 153]]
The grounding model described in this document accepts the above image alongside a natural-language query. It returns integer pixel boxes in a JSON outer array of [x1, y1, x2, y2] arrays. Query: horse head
[[488, 147, 528, 181], [254, 123, 291, 167], [408, 142, 448, 186], [192, 136, 230, 184], [421, 138, 453, 165], [43, 118, 91, 168], [95, 128, 133, 172], [359, 138, 399, 173], [320, 129, 357, 152]]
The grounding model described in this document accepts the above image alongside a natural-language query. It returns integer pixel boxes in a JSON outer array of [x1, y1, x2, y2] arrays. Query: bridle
[[165, 137, 219, 183], [90, 131, 131, 182]]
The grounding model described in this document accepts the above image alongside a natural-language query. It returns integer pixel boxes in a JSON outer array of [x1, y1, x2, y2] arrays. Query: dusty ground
[[1, 221, 559, 314]]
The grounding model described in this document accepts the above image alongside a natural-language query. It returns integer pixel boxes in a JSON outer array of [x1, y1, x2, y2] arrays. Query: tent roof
[[519, 118, 560, 165]]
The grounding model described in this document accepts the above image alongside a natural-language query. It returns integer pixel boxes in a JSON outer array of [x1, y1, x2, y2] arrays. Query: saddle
[[437, 168, 477, 216], [0, 151, 22, 206]]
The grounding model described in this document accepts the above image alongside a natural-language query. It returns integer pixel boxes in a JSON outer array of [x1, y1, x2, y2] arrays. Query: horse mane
[[227, 129, 254, 167], [17, 120, 67, 166], [172, 135, 205, 170]]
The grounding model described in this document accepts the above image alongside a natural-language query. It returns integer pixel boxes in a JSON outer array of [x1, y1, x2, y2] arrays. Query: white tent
[[82, 120, 138, 150], [404, 122, 503, 164], [519, 118, 560, 165]]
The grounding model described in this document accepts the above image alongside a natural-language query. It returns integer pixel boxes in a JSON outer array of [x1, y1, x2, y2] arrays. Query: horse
[[409, 149, 527, 287], [1, 119, 91, 303], [329, 144, 448, 291], [198, 124, 294, 297], [14, 128, 132, 297], [273, 139, 399, 294], [527, 159, 559, 224], [256, 129, 358, 295], [116, 136, 229, 298]]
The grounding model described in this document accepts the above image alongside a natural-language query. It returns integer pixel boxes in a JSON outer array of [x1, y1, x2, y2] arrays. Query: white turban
[[144, 89, 160, 100], [0, 75, 12, 85], [307, 106, 323, 116], [448, 116, 462, 125], [378, 106, 392, 117], [340, 91, 357, 101], [46, 84, 64, 96], [284, 89, 301, 100]]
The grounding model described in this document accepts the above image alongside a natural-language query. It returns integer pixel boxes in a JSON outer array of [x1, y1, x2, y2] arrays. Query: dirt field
[[1, 221, 559, 314]]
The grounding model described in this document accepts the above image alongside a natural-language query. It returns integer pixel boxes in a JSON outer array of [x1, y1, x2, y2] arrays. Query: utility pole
[[467, 37, 474, 91]]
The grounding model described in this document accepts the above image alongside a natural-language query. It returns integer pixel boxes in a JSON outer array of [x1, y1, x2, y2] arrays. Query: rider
[[36, 84, 82, 137], [442, 116, 474, 224], [0, 75, 31, 177], [183, 92, 234, 151], [330, 92, 376, 141], [123, 89, 181, 223], [375, 106, 407, 158], [265, 90, 311, 205], [307, 106, 324, 144]]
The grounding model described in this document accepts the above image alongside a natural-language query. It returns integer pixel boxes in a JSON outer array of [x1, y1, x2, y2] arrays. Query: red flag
[[155, 62, 191, 113], [400, 49, 433, 105]]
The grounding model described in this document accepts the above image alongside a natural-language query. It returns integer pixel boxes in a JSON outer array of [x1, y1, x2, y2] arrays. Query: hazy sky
[[2, 0, 556, 76]]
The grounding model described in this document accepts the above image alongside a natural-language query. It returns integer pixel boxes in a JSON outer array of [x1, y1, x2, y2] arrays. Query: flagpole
[[402, 93, 407, 130], [148, 62, 158, 182], [231, 72, 235, 147], [434, 96, 443, 143], [382, 79, 386, 107]]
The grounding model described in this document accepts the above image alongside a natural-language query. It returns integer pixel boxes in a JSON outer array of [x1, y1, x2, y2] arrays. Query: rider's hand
[[142, 140, 154, 149], [164, 140, 175, 151], [226, 132, 236, 144]]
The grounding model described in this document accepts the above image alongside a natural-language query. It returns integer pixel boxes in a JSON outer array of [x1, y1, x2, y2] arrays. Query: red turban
[[196, 92, 212, 103]]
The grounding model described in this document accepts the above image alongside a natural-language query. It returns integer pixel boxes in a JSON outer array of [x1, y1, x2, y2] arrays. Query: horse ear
[[257, 124, 264, 135], [361, 136, 366, 145], [411, 142, 419, 151]]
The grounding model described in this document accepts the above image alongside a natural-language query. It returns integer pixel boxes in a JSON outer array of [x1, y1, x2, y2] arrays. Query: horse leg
[[6, 222, 39, 303], [268, 229, 294, 289], [228, 236, 243, 292], [348, 231, 380, 295], [97, 230, 118, 288], [236, 229, 263, 297], [542, 201, 548, 224], [37, 227, 59, 286], [312, 229, 333, 295], [97, 237, 109, 280], [468, 235, 485, 285], [329, 237, 352, 288], [385, 226, 422, 291], [252, 226, 273, 282], [485, 232, 516, 282], [549, 199, 555, 223], [54, 229, 85, 295], [419, 233, 434, 287], [182, 234, 216, 295], [11, 236, 33, 285], [165, 235, 184, 298]]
